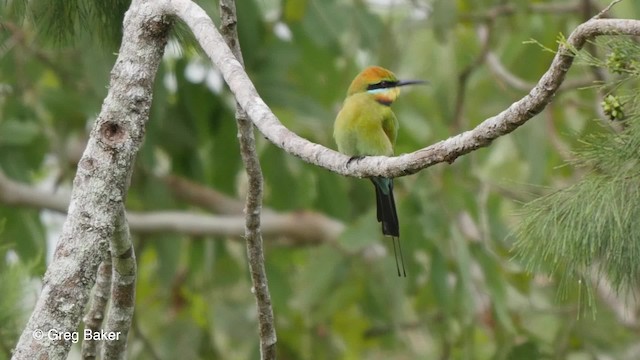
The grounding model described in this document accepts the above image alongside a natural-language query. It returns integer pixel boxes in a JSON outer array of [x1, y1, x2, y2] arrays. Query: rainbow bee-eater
[[333, 66, 424, 277]]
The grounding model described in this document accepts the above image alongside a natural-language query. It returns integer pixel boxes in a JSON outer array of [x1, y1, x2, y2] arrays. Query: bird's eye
[[367, 80, 395, 91]]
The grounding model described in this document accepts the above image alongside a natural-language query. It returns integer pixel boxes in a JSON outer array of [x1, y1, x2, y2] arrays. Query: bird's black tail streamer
[[372, 177, 406, 277]]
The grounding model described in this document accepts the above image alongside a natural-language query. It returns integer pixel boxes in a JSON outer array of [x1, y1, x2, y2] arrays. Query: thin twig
[[460, 1, 582, 22], [594, 0, 623, 20], [219, 0, 277, 358]]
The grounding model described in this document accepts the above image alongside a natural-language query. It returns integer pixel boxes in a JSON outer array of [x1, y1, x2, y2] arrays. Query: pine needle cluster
[[2, 0, 130, 47], [514, 37, 640, 293], [514, 116, 640, 291]]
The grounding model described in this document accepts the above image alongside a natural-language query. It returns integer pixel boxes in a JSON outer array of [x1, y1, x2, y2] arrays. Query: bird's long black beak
[[396, 79, 428, 87]]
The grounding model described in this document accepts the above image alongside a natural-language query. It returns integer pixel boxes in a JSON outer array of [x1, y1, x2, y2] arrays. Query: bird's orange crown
[[346, 66, 398, 96]]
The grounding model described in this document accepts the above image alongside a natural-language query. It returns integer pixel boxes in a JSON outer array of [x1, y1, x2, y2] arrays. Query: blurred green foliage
[[1, 0, 640, 359]]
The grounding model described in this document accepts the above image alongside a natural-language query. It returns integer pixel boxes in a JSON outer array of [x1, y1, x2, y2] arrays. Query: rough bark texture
[[220, 0, 277, 358], [11, 1, 170, 359], [81, 257, 112, 359], [101, 207, 136, 360]]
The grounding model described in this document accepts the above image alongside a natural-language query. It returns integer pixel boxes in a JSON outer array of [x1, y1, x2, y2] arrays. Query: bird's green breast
[[333, 93, 398, 157]]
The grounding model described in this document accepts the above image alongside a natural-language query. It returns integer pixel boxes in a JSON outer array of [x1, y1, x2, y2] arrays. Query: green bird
[[334, 66, 425, 277]]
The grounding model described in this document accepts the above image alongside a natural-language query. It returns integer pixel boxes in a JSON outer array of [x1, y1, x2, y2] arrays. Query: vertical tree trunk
[[11, 1, 170, 358]]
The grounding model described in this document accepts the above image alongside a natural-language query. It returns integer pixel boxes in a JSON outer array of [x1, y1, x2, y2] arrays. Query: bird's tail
[[371, 177, 399, 236], [371, 177, 406, 277]]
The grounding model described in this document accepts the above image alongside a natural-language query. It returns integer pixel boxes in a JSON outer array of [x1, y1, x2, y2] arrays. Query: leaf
[[0, 120, 40, 146], [284, 0, 308, 22], [473, 245, 514, 333], [506, 341, 541, 360], [431, 0, 457, 43], [0, 208, 46, 273], [290, 246, 344, 319], [337, 209, 379, 253], [430, 248, 452, 318]]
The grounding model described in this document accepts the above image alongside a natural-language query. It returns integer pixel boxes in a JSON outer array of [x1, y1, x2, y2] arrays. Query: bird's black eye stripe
[[367, 80, 398, 91]]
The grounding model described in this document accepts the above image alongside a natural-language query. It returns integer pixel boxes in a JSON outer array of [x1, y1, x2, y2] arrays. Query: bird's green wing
[[381, 110, 399, 152]]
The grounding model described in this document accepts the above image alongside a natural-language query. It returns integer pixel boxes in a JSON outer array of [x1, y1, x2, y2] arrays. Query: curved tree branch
[[0, 169, 345, 245], [167, 0, 640, 178]]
